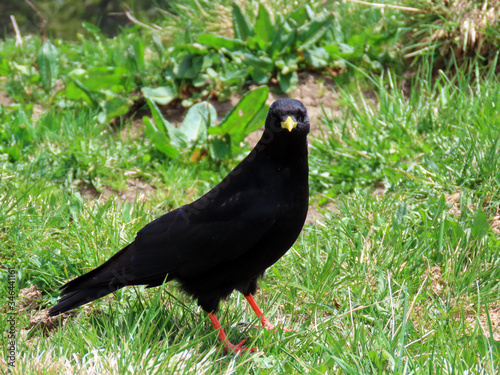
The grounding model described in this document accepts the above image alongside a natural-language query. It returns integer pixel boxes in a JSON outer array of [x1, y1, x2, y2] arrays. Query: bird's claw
[[253, 323, 296, 332], [222, 339, 257, 354], [256, 315, 296, 332]]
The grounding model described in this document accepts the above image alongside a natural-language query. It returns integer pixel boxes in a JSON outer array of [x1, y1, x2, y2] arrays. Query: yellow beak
[[281, 116, 297, 132]]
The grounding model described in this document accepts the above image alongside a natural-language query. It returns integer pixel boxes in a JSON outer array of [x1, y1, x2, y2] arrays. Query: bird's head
[[266, 98, 310, 136]]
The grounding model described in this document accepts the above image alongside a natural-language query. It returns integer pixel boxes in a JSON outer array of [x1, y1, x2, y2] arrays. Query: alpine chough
[[49, 98, 310, 353]]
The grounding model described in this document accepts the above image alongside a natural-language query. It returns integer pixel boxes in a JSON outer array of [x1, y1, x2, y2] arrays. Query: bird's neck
[[257, 132, 308, 164]]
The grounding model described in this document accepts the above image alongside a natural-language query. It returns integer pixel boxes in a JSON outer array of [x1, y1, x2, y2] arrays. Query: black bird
[[50, 98, 310, 353]]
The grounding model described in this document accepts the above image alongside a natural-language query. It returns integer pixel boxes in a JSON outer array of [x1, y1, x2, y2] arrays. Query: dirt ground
[[0, 90, 15, 106], [420, 267, 500, 341]]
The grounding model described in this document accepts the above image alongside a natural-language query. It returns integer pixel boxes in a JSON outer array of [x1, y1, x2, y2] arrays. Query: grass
[[1, 1, 500, 373]]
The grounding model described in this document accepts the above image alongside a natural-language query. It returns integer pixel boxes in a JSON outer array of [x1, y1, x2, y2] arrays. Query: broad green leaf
[[267, 25, 285, 59], [7, 145, 21, 161], [348, 34, 366, 49], [220, 69, 247, 85], [209, 86, 269, 137], [340, 42, 362, 59], [142, 86, 178, 106], [304, 4, 315, 19], [0, 58, 9, 76], [288, 6, 309, 25], [142, 154, 151, 165], [325, 43, 362, 61], [287, 5, 314, 26], [147, 98, 167, 137], [232, 2, 255, 41], [278, 71, 298, 93], [12, 62, 30, 75], [176, 54, 204, 79], [143, 116, 179, 158], [146, 99, 187, 149], [184, 21, 193, 44], [242, 104, 269, 135], [130, 37, 145, 70], [76, 67, 128, 94], [209, 134, 232, 160], [323, 44, 340, 58], [297, 14, 334, 48], [255, 3, 274, 47], [37, 41, 59, 92], [268, 28, 296, 58], [62, 79, 93, 103], [275, 54, 299, 75], [192, 74, 209, 87], [303, 46, 330, 68], [250, 67, 271, 84], [181, 102, 216, 147], [471, 210, 490, 238], [98, 97, 131, 124], [241, 53, 274, 71], [71, 77, 99, 105], [197, 34, 246, 51], [172, 44, 209, 55]]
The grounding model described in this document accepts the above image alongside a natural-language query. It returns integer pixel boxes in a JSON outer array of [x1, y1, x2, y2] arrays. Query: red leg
[[244, 295, 295, 332], [207, 312, 256, 354], [244, 294, 276, 330]]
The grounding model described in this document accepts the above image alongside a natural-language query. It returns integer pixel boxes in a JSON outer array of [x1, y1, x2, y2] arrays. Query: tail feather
[[49, 244, 134, 316], [49, 285, 121, 316]]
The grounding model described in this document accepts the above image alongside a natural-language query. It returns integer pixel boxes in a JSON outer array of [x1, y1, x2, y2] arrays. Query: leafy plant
[[144, 86, 269, 160], [0, 106, 35, 162], [37, 41, 59, 92], [140, 2, 398, 104], [191, 3, 336, 93]]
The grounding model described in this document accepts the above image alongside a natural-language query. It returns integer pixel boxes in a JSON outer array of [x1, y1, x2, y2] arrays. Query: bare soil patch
[[17, 285, 66, 337], [78, 178, 156, 204], [247, 71, 340, 147], [267, 71, 340, 132], [305, 202, 338, 226], [17, 285, 102, 339], [118, 178, 156, 204], [0, 91, 15, 106], [491, 206, 500, 235], [446, 191, 500, 235], [18, 285, 43, 311], [465, 303, 500, 341], [418, 267, 500, 341], [446, 192, 462, 217], [119, 118, 145, 142]]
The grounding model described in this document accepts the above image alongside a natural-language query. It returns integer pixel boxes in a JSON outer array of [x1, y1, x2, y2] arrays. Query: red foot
[[208, 312, 257, 355], [223, 338, 257, 354], [245, 295, 296, 332], [252, 322, 296, 332]]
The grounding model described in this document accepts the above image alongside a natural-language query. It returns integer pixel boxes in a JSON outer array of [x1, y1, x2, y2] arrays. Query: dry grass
[[403, 0, 499, 62], [0, 346, 217, 375], [415, 267, 500, 342]]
